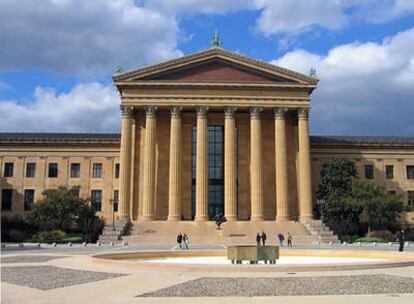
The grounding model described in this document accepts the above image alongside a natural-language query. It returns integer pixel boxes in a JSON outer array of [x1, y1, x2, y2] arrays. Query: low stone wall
[[227, 245, 279, 264]]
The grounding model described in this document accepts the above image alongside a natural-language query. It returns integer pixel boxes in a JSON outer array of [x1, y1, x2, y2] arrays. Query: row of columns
[[118, 105, 313, 221]]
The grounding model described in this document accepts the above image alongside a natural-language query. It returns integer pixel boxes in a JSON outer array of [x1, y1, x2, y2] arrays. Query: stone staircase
[[98, 220, 129, 243], [301, 219, 341, 244]]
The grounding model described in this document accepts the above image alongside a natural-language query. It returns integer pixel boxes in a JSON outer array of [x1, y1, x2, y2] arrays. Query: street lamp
[[316, 198, 325, 231], [109, 198, 118, 231]]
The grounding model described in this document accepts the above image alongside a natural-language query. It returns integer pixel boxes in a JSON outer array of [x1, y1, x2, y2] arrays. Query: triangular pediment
[[113, 48, 318, 85]]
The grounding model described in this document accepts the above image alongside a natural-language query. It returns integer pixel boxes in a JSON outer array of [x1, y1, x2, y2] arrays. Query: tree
[[317, 158, 361, 238], [346, 180, 404, 233]]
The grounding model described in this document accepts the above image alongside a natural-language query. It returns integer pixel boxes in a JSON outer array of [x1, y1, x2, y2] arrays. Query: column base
[[276, 215, 291, 221], [225, 215, 237, 221], [250, 215, 264, 221], [139, 215, 156, 221], [300, 215, 313, 221], [118, 214, 130, 221], [194, 215, 209, 221], [167, 215, 181, 221]]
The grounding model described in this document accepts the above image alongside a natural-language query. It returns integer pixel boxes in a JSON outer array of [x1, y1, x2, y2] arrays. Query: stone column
[[168, 106, 182, 221], [224, 107, 237, 221], [118, 106, 134, 220], [250, 107, 264, 221], [195, 106, 209, 221], [141, 106, 157, 221], [274, 107, 290, 221], [298, 108, 313, 219]]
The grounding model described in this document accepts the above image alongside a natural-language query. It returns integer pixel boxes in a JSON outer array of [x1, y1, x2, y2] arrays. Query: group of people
[[176, 233, 189, 250], [256, 231, 293, 247]]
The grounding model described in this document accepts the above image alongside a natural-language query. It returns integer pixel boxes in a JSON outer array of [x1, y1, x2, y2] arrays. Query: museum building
[[1, 45, 414, 229]]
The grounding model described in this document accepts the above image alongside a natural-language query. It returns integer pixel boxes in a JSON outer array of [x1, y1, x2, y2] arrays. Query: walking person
[[261, 231, 267, 246], [183, 233, 189, 250], [277, 233, 285, 247], [176, 233, 183, 250], [256, 232, 261, 246], [287, 232, 293, 247], [397, 229, 406, 252]]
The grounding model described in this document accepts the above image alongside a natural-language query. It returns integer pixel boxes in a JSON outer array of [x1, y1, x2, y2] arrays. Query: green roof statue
[[210, 30, 223, 48], [114, 65, 124, 74], [309, 67, 316, 77]]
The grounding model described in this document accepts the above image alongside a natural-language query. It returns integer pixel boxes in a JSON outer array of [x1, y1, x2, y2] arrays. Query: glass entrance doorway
[[192, 126, 229, 219]]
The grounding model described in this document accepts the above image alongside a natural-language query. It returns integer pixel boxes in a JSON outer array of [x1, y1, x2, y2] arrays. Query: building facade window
[[92, 163, 102, 178], [408, 191, 414, 206], [364, 164, 374, 179], [407, 166, 414, 180], [115, 163, 120, 179], [385, 165, 394, 179], [26, 163, 36, 178], [91, 190, 102, 211], [4, 162, 14, 177], [1, 189, 13, 211], [48, 163, 58, 178], [388, 190, 396, 195], [24, 189, 35, 211], [70, 163, 80, 178], [113, 190, 119, 212]]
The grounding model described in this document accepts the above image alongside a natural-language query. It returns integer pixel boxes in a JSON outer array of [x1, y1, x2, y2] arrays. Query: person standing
[[261, 231, 267, 246], [183, 233, 189, 250], [397, 229, 406, 252], [287, 232, 293, 247], [176, 233, 183, 250], [277, 233, 285, 247], [256, 233, 261, 246]]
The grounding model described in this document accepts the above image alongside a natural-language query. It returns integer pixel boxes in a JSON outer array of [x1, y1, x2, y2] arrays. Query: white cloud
[[0, 81, 11, 91], [272, 27, 414, 135], [0, 0, 182, 77], [0, 82, 120, 132]]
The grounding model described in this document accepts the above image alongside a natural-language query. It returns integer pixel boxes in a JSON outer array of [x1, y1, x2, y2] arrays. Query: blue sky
[[0, 0, 414, 135]]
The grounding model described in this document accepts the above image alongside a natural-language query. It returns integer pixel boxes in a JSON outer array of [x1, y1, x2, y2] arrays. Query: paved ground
[[1, 244, 414, 304], [139, 275, 414, 297]]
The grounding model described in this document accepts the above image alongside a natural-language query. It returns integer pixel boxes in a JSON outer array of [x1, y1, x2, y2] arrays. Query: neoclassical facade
[[1, 47, 414, 226]]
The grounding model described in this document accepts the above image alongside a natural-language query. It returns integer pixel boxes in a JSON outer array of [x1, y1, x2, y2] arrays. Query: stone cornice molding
[[144, 106, 158, 118], [224, 107, 237, 119], [195, 106, 209, 118], [170, 106, 183, 118], [274, 107, 288, 119], [298, 108, 309, 120], [249, 107, 263, 120], [120, 106, 135, 118]]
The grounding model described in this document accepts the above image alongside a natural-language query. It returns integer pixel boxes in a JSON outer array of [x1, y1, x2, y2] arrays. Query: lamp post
[[316, 198, 325, 231], [109, 198, 118, 231]]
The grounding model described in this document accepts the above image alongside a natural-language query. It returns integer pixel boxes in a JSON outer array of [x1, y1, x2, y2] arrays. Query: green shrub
[[8, 229, 25, 242], [354, 236, 384, 243], [368, 230, 393, 241], [36, 230, 66, 241]]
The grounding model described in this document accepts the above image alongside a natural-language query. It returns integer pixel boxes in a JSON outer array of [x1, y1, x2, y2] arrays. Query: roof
[[112, 47, 318, 85], [1, 133, 413, 146]]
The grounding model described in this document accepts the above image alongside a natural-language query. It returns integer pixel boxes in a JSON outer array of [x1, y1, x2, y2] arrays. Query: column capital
[[120, 105, 135, 118], [170, 106, 183, 118], [250, 107, 263, 119], [298, 108, 310, 120], [224, 106, 237, 119], [144, 106, 158, 118], [274, 107, 288, 119], [195, 106, 209, 118]]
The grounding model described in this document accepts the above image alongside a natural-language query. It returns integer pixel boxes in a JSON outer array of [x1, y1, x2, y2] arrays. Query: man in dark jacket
[[397, 229, 406, 252], [256, 233, 261, 246], [177, 233, 183, 250], [261, 231, 267, 246]]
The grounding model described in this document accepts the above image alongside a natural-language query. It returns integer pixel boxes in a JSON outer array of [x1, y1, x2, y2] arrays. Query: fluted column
[[141, 106, 157, 221], [274, 107, 290, 221], [195, 106, 209, 221], [168, 106, 182, 221], [224, 107, 237, 221], [298, 108, 313, 219], [250, 107, 264, 221], [118, 106, 134, 220]]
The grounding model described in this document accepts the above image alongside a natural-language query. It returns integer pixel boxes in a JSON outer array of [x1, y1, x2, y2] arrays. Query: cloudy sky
[[0, 0, 413, 135]]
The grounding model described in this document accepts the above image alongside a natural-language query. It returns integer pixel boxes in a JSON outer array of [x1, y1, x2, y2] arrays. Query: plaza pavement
[[1, 243, 414, 304]]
